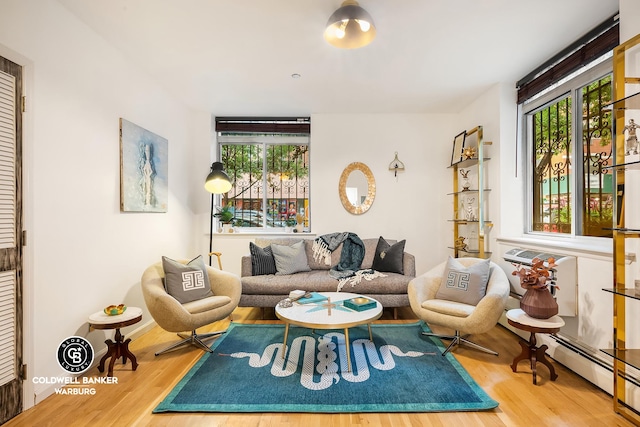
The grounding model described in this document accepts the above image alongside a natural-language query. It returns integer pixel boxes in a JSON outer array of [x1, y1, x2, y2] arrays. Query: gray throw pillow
[[249, 242, 277, 275], [162, 255, 213, 304], [435, 257, 491, 306], [271, 241, 311, 275], [371, 236, 405, 274]]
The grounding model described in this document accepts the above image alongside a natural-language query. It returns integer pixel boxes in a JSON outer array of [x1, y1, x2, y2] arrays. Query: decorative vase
[[520, 287, 558, 319], [222, 223, 233, 233]]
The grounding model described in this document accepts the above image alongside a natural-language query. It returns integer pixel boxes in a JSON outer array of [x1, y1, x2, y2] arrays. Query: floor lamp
[[204, 162, 232, 267]]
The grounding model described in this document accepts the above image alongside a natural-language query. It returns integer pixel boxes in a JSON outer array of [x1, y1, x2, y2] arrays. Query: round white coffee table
[[275, 292, 383, 372]]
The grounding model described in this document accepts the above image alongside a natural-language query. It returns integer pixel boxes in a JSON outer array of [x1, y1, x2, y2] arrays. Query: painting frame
[[120, 118, 168, 213], [450, 130, 467, 166]]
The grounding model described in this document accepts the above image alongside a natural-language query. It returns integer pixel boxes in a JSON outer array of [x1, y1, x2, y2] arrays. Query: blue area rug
[[153, 321, 498, 413]]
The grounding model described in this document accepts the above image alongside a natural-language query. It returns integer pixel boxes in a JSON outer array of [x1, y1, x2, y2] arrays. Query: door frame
[[0, 45, 34, 413]]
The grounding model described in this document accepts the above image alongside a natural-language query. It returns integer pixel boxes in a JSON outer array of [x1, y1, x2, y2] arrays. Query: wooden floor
[[5, 307, 634, 427]]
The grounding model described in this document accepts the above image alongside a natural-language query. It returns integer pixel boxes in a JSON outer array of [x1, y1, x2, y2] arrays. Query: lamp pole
[[209, 192, 215, 266], [204, 161, 232, 267]]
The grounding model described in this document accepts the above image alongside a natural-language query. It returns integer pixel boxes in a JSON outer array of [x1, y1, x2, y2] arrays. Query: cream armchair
[[141, 260, 242, 356], [408, 257, 509, 356]]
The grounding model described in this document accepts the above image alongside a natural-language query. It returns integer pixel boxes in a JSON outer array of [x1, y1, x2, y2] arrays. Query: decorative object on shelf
[[462, 146, 477, 160], [624, 118, 639, 155], [451, 130, 467, 165], [388, 152, 405, 177], [120, 118, 168, 213], [104, 304, 127, 316], [465, 196, 476, 221], [459, 169, 471, 191], [468, 229, 478, 252], [205, 161, 232, 266], [511, 257, 559, 319], [454, 236, 467, 252], [324, 0, 376, 49]]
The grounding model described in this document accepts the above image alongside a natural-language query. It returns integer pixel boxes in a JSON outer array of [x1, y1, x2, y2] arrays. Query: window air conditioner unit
[[499, 248, 577, 317]]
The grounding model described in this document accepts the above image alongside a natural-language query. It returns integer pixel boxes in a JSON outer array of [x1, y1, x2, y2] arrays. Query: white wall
[[0, 0, 206, 405], [456, 83, 519, 254], [209, 113, 456, 278]]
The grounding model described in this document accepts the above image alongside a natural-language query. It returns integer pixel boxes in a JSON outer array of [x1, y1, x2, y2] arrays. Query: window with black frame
[[216, 117, 310, 231], [518, 15, 618, 238]]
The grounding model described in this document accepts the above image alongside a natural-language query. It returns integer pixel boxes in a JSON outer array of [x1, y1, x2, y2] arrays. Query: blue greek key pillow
[[435, 257, 490, 306]]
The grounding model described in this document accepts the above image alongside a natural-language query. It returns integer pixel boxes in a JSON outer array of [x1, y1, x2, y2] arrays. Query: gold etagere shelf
[[448, 125, 492, 259], [599, 32, 640, 426]]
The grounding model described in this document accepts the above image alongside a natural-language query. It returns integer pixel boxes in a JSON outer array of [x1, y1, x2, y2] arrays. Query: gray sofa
[[240, 237, 416, 318]]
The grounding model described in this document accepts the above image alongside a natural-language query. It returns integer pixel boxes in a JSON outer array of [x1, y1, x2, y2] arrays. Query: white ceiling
[[57, 0, 619, 115]]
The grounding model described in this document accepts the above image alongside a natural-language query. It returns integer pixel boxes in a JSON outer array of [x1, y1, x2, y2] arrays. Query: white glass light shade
[[204, 162, 232, 194], [324, 0, 376, 49]]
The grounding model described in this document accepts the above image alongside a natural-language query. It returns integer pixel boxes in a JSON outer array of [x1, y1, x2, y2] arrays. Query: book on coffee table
[[296, 292, 328, 304]]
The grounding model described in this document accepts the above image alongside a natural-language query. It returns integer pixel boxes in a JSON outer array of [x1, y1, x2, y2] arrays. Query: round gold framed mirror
[[339, 162, 376, 215]]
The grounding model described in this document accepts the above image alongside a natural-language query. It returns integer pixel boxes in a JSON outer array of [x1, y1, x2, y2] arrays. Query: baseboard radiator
[[496, 246, 640, 402]]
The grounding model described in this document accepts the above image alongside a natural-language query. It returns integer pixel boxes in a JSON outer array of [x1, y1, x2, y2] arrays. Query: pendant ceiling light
[[324, 0, 376, 49]]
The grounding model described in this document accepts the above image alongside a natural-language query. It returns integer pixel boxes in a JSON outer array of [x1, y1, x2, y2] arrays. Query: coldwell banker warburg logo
[[57, 336, 94, 374], [32, 336, 119, 396]]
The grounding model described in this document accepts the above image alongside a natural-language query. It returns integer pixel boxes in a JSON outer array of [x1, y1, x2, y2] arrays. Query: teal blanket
[[315, 232, 367, 280]]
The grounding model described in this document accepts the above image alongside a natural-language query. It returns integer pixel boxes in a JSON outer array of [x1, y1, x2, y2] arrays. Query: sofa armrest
[[241, 255, 252, 277], [403, 252, 416, 277]]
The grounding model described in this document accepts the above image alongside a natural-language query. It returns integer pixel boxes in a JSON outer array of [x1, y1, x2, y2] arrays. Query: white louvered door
[[0, 57, 22, 424]]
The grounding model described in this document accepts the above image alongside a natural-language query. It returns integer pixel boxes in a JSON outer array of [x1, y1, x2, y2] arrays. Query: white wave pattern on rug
[[230, 331, 425, 390]]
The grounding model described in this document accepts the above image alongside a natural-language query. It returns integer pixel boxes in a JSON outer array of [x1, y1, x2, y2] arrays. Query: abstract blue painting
[[120, 118, 168, 212]]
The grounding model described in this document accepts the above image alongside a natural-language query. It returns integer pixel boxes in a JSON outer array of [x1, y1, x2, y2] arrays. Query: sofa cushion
[[271, 241, 311, 275], [255, 237, 341, 270], [162, 255, 213, 304], [372, 237, 406, 274], [422, 298, 475, 318], [249, 242, 277, 275], [183, 295, 232, 314], [306, 240, 342, 270], [241, 270, 339, 294], [361, 238, 396, 269], [241, 270, 410, 295], [435, 257, 490, 306]]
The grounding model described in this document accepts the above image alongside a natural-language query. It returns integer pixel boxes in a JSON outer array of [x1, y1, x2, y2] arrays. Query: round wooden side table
[[88, 306, 142, 377], [506, 308, 565, 385]]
